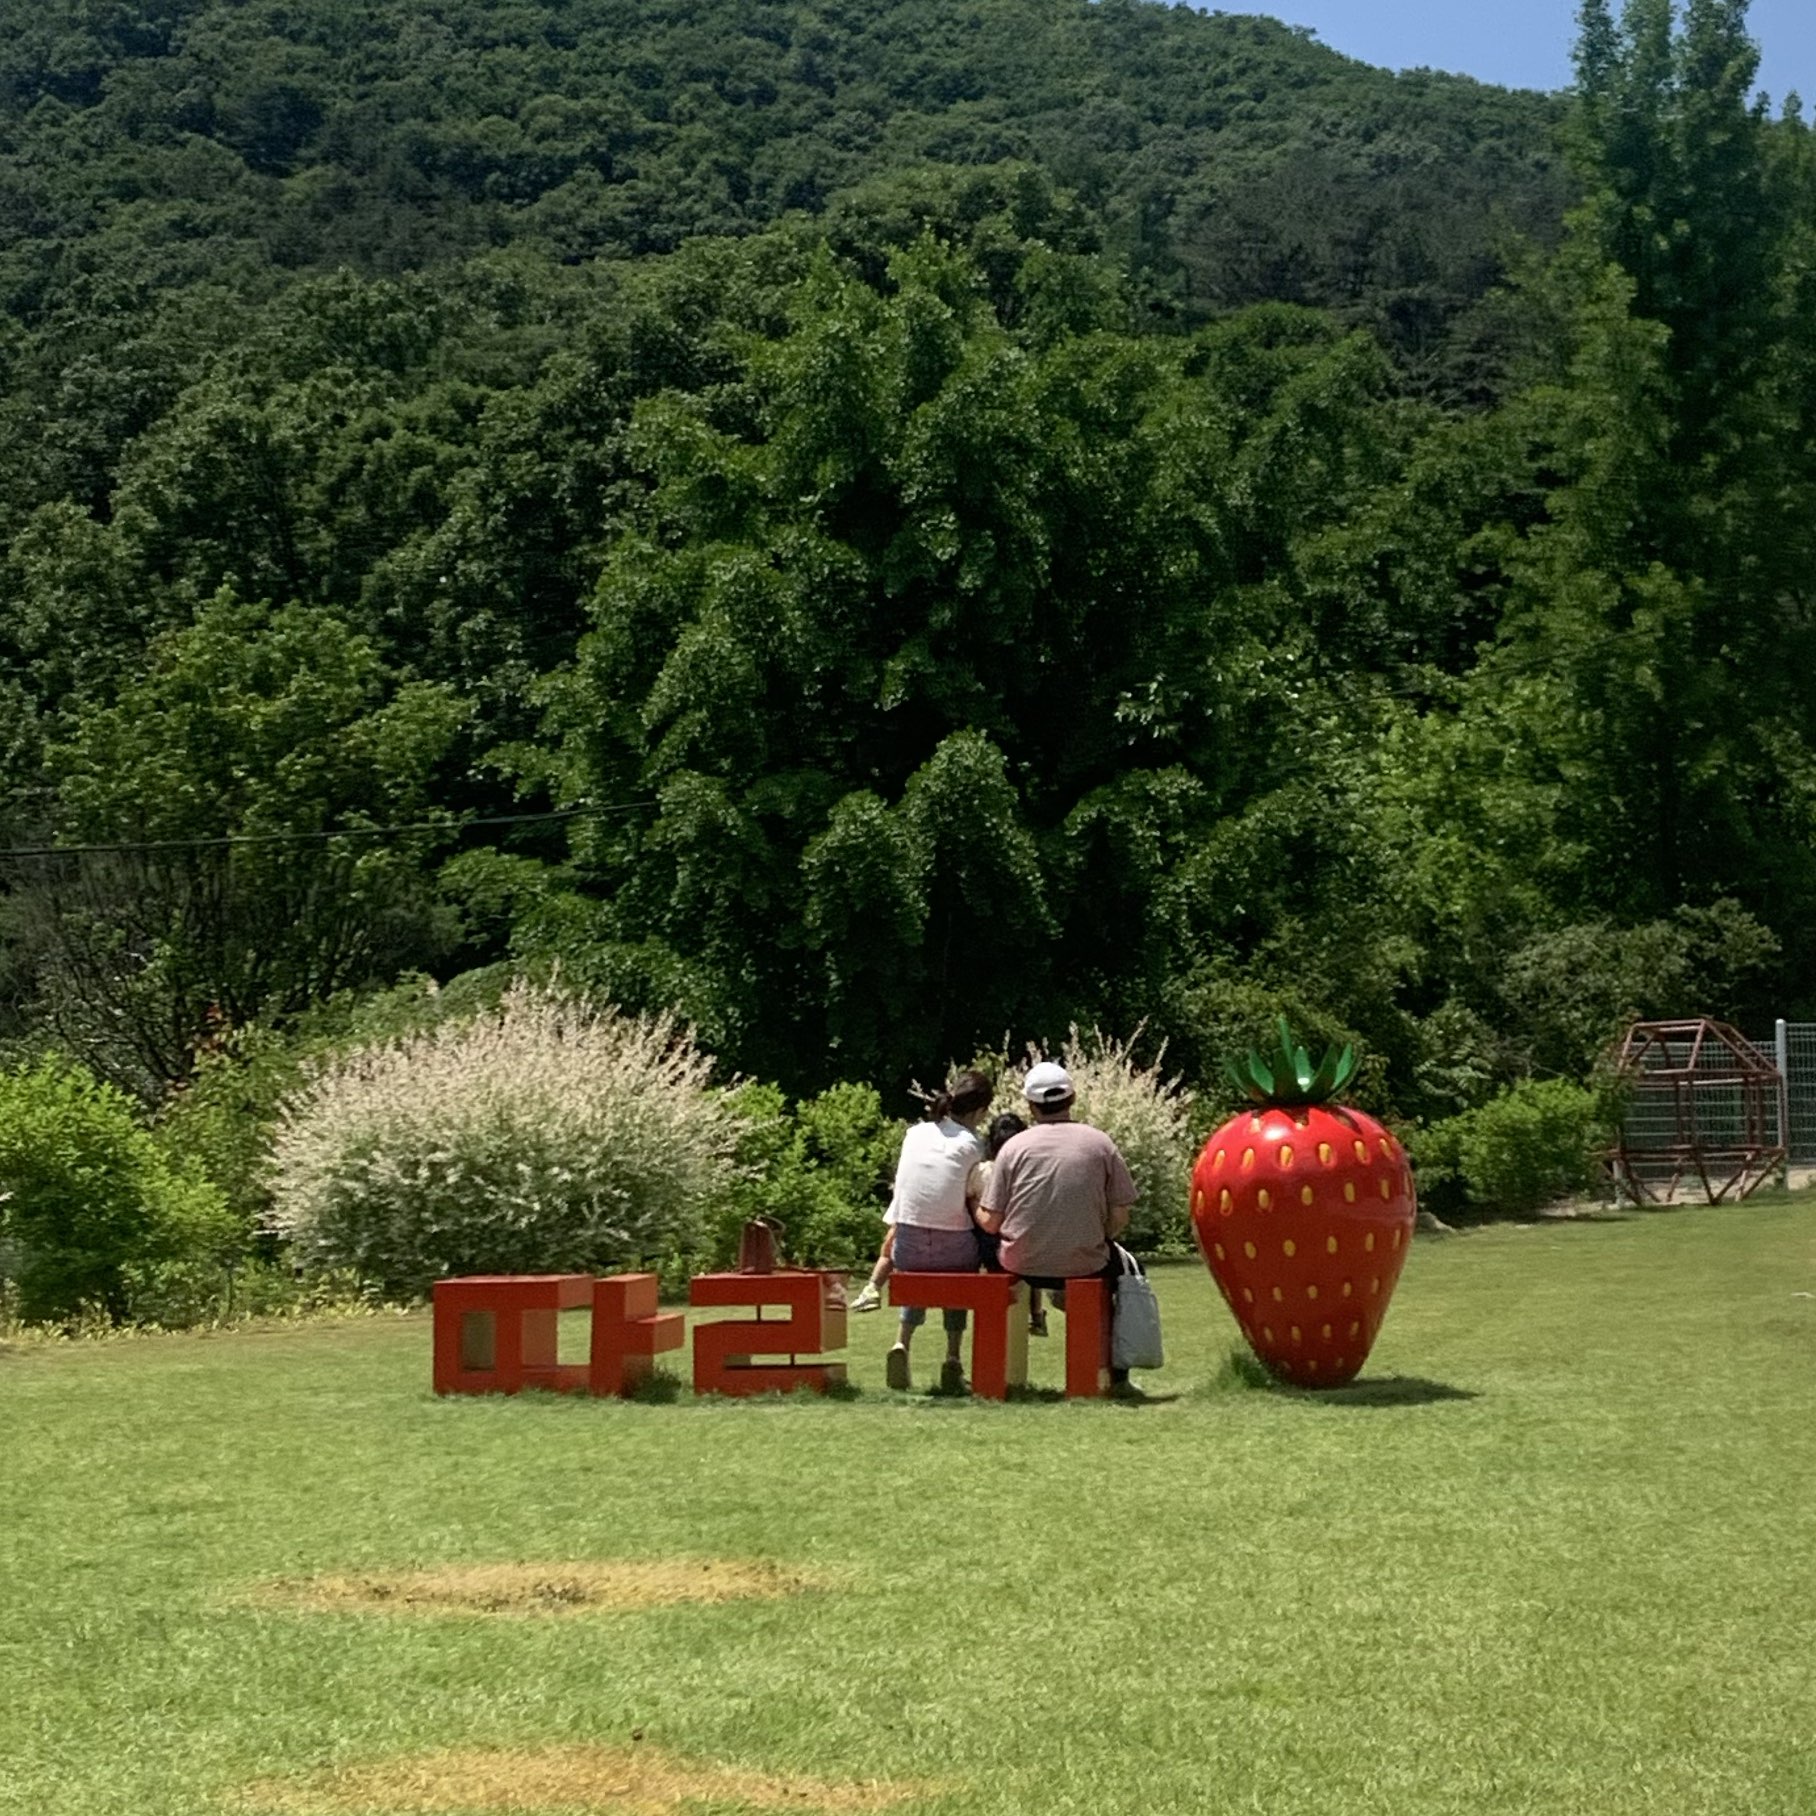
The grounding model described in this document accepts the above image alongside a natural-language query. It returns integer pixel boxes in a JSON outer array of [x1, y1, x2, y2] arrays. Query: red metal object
[[1608, 1019, 1785, 1204], [589, 1273, 686, 1396], [736, 1216, 784, 1274], [432, 1274, 592, 1396], [886, 1274, 1031, 1398], [688, 1269, 849, 1396], [1190, 1106, 1416, 1387]]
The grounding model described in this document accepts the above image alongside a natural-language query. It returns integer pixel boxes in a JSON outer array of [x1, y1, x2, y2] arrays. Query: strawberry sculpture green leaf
[[1192, 1019, 1416, 1387]]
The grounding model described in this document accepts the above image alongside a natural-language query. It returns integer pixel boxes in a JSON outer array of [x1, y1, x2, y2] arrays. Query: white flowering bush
[[266, 981, 741, 1296], [986, 1027, 1197, 1255]]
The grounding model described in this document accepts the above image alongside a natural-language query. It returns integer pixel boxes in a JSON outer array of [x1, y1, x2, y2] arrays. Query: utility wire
[[0, 616, 1735, 860], [0, 801, 656, 862]]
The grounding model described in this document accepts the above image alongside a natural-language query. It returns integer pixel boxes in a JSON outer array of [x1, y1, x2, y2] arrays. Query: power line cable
[[0, 615, 1735, 860], [0, 801, 656, 862]]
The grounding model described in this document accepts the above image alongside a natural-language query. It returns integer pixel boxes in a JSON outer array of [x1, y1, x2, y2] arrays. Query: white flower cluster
[[265, 980, 740, 1295]]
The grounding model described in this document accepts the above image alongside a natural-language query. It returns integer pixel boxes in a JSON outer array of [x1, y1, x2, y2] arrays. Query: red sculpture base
[[430, 1266, 1115, 1400], [433, 1272, 684, 1398], [887, 1273, 1029, 1398], [688, 1270, 849, 1397], [432, 1274, 593, 1396]]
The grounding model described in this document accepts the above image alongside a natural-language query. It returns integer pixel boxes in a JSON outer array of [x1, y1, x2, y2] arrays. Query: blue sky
[[1235, 2, 1815, 102]]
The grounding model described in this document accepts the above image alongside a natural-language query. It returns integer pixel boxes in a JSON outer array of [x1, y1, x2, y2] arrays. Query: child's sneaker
[[850, 1282, 883, 1313], [885, 1344, 911, 1391]]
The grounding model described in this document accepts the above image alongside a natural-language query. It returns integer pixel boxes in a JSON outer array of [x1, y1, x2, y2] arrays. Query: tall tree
[[7, 598, 466, 1092]]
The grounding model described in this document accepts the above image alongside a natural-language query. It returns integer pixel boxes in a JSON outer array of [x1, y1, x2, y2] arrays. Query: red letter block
[[886, 1274, 1030, 1399], [1062, 1277, 1113, 1399], [689, 1270, 848, 1396], [432, 1274, 592, 1395], [589, 1273, 685, 1396]]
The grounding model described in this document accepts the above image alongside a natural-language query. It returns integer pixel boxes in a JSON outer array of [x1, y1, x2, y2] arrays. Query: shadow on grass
[[625, 1368, 686, 1404], [1309, 1375, 1477, 1408], [1209, 1346, 1475, 1408], [887, 1383, 1187, 1407]]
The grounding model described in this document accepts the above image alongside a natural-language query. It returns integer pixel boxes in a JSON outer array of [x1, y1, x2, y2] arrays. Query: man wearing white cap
[[976, 1060, 1139, 1385]]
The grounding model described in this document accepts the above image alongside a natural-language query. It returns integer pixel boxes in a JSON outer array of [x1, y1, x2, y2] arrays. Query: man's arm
[[1104, 1139, 1137, 1240], [976, 1203, 1003, 1235]]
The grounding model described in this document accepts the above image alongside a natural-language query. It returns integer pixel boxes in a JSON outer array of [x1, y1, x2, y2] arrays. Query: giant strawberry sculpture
[[1190, 1021, 1416, 1386]]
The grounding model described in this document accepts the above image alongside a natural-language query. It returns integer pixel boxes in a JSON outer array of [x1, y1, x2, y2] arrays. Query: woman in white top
[[880, 1068, 993, 1393]]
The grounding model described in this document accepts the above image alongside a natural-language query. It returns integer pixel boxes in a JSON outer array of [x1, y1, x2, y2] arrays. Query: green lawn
[[2, 1201, 1813, 1816]]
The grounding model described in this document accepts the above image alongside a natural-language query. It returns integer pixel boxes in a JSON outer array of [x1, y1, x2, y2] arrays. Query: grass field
[[2, 1200, 1813, 1816]]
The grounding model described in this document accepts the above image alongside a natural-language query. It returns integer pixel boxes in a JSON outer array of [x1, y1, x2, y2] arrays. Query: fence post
[[1777, 1018, 1791, 1185]]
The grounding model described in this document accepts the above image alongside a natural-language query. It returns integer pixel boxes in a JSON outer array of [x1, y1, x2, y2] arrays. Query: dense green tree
[[539, 242, 1448, 1091], [5, 0, 1816, 1129], [1465, 1, 1816, 932], [6, 598, 466, 1092]]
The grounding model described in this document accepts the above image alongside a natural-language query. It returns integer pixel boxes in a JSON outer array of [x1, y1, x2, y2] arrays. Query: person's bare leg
[[852, 1228, 895, 1312], [937, 1318, 968, 1393]]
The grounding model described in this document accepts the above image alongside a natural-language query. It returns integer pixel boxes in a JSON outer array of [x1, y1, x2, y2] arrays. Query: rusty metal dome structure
[[1607, 1019, 1785, 1204]]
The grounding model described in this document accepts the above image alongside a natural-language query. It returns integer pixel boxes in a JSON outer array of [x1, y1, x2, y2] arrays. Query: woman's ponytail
[[924, 1068, 992, 1122]]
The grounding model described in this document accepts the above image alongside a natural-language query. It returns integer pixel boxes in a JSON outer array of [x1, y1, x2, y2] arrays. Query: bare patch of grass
[[240, 1743, 928, 1813], [247, 1559, 828, 1618]]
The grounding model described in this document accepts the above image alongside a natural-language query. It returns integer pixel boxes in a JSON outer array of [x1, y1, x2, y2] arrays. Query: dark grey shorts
[[893, 1223, 981, 1331]]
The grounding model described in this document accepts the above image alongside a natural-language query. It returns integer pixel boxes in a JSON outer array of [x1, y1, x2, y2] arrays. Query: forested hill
[[2, 0, 1812, 1144], [1, 0, 1566, 375]]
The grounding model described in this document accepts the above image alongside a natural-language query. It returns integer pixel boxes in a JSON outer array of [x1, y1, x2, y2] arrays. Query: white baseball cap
[[1023, 1061, 1075, 1105]]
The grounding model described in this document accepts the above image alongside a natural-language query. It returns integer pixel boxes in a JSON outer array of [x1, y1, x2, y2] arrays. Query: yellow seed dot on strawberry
[[1306, 1284, 1318, 1300], [1272, 1285, 1283, 1302], [1279, 1145, 1294, 1169], [1392, 1228, 1401, 1248], [1193, 1188, 1204, 1214], [1365, 1232, 1375, 1252], [1212, 1148, 1226, 1171], [1341, 1281, 1353, 1298], [1242, 1287, 1254, 1304], [1369, 1277, 1380, 1295], [1321, 1323, 1332, 1339], [1258, 1188, 1271, 1210], [1212, 1242, 1225, 1260], [1326, 1235, 1338, 1254], [1282, 1238, 1295, 1257], [1349, 1322, 1360, 1338], [1379, 1177, 1391, 1199], [1343, 1182, 1356, 1202], [1300, 1185, 1314, 1205], [1353, 1139, 1368, 1162], [1262, 1325, 1274, 1342], [1290, 1326, 1301, 1343], [1220, 1188, 1233, 1213], [1243, 1242, 1256, 1260], [1318, 1142, 1333, 1164], [1242, 1148, 1255, 1170]]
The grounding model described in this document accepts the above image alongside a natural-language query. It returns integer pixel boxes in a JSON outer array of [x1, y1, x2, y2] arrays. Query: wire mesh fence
[[1771, 1021, 1816, 1165]]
